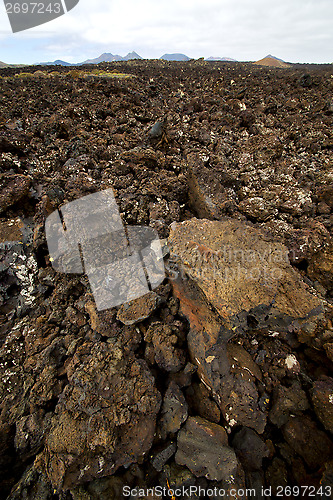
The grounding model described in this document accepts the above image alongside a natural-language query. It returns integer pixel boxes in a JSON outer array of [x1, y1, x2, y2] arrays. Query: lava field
[[0, 59, 332, 499]]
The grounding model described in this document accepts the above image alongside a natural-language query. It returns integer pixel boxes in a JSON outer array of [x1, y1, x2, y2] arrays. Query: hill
[[0, 61, 26, 68], [80, 53, 123, 65], [122, 51, 142, 61], [160, 53, 190, 61], [37, 59, 73, 66], [254, 54, 291, 68]]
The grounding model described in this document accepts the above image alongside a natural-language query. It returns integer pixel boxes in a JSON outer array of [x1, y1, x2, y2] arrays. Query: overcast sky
[[0, 0, 332, 64]]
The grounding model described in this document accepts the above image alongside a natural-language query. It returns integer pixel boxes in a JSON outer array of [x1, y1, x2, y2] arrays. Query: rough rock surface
[[0, 174, 31, 213], [168, 217, 328, 434], [45, 340, 161, 490], [159, 380, 188, 438], [311, 378, 333, 434], [168, 218, 324, 329], [175, 416, 239, 481], [0, 60, 332, 498], [282, 415, 333, 469], [116, 291, 160, 325], [144, 322, 186, 372], [269, 381, 309, 427], [171, 271, 268, 433]]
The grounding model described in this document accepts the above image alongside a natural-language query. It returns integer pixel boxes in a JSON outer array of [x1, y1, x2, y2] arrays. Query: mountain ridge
[[32, 52, 289, 66], [206, 56, 237, 62]]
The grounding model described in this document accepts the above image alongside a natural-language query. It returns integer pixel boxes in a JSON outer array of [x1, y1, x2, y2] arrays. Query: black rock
[[232, 427, 269, 471]]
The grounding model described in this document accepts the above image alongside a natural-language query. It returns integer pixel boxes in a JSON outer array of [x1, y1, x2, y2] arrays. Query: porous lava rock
[[168, 218, 324, 329], [44, 340, 161, 490]]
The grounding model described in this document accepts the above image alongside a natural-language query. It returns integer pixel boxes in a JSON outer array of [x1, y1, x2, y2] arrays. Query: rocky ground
[[0, 59, 332, 499]]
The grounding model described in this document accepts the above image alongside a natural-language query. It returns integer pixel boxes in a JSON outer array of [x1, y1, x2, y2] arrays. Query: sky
[[0, 0, 332, 64]]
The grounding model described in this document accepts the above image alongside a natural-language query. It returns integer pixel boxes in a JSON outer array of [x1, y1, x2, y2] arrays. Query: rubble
[[0, 59, 332, 498]]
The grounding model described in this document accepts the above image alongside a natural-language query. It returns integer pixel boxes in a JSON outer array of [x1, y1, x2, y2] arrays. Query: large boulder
[[168, 218, 325, 433], [168, 218, 324, 330], [44, 340, 161, 491], [170, 268, 267, 433]]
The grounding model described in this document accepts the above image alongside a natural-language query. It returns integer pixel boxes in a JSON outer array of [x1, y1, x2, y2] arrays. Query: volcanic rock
[[116, 291, 161, 325], [168, 218, 326, 433], [168, 218, 324, 330], [175, 416, 239, 481], [269, 381, 309, 427], [150, 441, 177, 472], [170, 273, 267, 433], [254, 55, 290, 68], [147, 118, 168, 146], [232, 427, 269, 471], [300, 73, 312, 88], [44, 340, 161, 490], [0, 174, 31, 213], [308, 242, 333, 293], [159, 381, 188, 438], [311, 378, 333, 434], [187, 152, 237, 219], [1, 58, 333, 498], [238, 196, 278, 221], [282, 415, 333, 469], [185, 382, 221, 423], [144, 322, 186, 372]]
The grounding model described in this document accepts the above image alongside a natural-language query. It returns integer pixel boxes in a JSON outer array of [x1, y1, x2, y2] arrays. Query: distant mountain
[[35, 51, 244, 66], [206, 57, 237, 62], [122, 51, 142, 61], [266, 54, 286, 62], [254, 54, 291, 68], [36, 52, 142, 66], [38, 59, 73, 66], [0, 60, 26, 68], [160, 53, 190, 61], [80, 53, 123, 65]]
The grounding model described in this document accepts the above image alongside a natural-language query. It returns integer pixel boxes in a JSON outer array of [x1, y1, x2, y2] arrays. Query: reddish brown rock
[[262, 219, 330, 267], [324, 343, 333, 362], [238, 196, 277, 221], [0, 174, 31, 213], [232, 427, 269, 471], [168, 218, 324, 328], [159, 381, 188, 438], [144, 322, 186, 373], [317, 185, 333, 209]]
